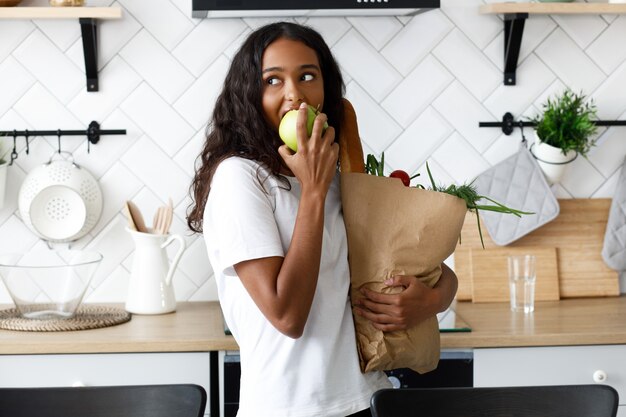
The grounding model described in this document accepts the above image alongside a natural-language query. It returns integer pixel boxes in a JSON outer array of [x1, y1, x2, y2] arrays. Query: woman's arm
[[354, 263, 458, 332], [233, 190, 326, 339], [234, 105, 338, 339]]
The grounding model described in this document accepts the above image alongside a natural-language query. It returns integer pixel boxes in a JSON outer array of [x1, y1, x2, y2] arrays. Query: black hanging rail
[[0, 121, 125, 144], [0, 121, 126, 165], [479, 112, 626, 135]]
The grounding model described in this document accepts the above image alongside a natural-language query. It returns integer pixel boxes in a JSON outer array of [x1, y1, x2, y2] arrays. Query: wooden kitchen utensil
[[126, 201, 148, 233], [470, 246, 560, 303], [124, 202, 137, 231], [454, 199, 619, 300], [165, 198, 173, 234], [152, 207, 164, 235], [150, 199, 173, 235]]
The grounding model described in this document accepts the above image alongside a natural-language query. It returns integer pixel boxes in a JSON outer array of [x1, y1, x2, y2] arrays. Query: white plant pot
[[532, 132, 577, 185], [0, 161, 8, 210]]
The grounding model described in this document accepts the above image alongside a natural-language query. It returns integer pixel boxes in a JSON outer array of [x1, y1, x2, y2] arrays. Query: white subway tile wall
[[0, 0, 625, 304]]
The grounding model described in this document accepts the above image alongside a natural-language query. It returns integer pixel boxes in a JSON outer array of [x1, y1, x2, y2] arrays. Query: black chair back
[[371, 385, 619, 417], [0, 384, 207, 417]]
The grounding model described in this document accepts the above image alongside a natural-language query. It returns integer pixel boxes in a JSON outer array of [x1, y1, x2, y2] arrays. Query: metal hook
[[86, 121, 100, 154], [10, 133, 18, 166], [519, 120, 527, 145], [24, 129, 29, 155], [57, 129, 62, 154]]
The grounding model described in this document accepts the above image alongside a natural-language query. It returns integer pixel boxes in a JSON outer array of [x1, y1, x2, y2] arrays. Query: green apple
[[278, 105, 328, 152]]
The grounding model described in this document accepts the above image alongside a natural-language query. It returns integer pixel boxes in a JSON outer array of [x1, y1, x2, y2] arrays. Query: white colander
[[18, 154, 103, 243]]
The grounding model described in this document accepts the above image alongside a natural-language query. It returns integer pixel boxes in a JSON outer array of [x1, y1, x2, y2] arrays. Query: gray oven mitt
[[602, 156, 626, 271], [473, 143, 560, 246]]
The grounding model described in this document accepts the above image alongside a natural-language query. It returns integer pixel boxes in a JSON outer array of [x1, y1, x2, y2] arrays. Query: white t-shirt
[[203, 157, 390, 417]]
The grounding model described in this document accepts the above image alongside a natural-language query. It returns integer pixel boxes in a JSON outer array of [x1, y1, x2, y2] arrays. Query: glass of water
[[508, 255, 536, 313]]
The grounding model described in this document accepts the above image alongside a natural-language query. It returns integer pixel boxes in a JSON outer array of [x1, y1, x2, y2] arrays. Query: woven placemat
[[0, 305, 131, 332]]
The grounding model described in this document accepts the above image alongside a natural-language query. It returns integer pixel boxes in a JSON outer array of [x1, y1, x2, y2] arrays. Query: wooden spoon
[[123, 202, 137, 231], [155, 206, 167, 235], [164, 198, 174, 234], [152, 207, 163, 234], [126, 200, 148, 233]]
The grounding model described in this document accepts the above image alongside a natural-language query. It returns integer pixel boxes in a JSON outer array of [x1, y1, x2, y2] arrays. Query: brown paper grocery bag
[[341, 172, 467, 373]]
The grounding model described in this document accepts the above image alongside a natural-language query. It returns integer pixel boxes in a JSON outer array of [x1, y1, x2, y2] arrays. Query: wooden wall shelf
[[0, 7, 123, 92], [480, 2, 626, 15], [0, 7, 121, 19], [480, 2, 626, 85]]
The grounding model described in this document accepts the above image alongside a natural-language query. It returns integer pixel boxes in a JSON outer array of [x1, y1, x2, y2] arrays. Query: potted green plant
[[530, 89, 598, 184]]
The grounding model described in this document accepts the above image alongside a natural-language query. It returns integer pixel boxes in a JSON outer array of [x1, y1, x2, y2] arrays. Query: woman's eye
[[301, 73, 314, 81], [266, 77, 280, 86]]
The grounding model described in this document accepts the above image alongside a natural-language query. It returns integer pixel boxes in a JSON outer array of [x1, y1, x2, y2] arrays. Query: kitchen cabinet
[[447, 297, 626, 417], [0, 302, 231, 417], [2, 299, 626, 416], [0, 352, 210, 389], [474, 345, 626, 415], [0, 352, 212, 416], [480, 2, 626, 85], [0, 7, 122, 91]]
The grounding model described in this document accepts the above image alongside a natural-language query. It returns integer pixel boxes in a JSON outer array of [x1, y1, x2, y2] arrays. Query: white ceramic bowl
[[19, 157, 102, 243], [0, 250, 103, 319]]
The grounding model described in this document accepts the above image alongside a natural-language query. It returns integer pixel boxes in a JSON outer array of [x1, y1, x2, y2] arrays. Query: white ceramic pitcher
[[125, 228, 186, 315]]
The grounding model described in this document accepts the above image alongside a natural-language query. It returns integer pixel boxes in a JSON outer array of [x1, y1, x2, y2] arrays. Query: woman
[[187, 21, 458, 417]]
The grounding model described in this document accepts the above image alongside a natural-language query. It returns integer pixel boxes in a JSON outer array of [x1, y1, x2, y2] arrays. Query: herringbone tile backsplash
[[0, 0, 624, 303]]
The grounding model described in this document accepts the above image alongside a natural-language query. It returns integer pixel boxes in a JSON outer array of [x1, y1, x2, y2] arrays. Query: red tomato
[[389, 170, 410, 187]]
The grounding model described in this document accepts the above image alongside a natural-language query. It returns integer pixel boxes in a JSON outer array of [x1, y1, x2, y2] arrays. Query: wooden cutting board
[[470, 247, 560, 303], [455, 199, 619, 300]]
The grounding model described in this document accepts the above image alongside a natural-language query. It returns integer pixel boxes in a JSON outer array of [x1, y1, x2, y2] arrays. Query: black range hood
[[192, 0, 440, 18]]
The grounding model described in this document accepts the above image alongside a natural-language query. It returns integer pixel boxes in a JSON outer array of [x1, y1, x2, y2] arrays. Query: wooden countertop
[[441, 295, 626, 348], [1, 297, 626, 355], [0, 302, 237, 355], [444, 296, 626, 349]]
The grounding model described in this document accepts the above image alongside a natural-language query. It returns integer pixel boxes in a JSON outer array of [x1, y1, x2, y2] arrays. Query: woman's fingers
[[310, 113, 328, 142], [354, 304, 405, 331], [295, 102, 310, 151], [357, 292, 401, 317]]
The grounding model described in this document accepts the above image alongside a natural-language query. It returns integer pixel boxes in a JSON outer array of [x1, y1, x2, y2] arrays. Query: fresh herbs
[[365, 153, 533, 248], [366, 153, 385, 177]]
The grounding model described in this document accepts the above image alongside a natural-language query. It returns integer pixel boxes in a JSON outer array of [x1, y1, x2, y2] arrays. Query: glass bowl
[[0, 250, 102, 320]]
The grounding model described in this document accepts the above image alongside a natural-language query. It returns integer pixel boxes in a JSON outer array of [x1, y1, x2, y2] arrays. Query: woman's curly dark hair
[[187, 22, 345, 233]]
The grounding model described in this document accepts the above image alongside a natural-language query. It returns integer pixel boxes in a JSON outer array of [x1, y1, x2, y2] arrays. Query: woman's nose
[[285, 81, 304, 102]]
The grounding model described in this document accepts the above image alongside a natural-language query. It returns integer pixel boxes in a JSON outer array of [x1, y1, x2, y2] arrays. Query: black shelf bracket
[[79, 18, 99, 92], [503, 13, 528, 86], [479, 112, 626, 135]]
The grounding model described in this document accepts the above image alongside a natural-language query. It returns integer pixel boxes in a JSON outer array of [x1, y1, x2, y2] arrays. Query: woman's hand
[[278, 102, 338, 196], [354, 263, 458, 332]]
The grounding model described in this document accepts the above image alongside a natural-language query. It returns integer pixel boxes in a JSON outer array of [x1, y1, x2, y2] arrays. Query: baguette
[[339, 98, 365, 174]]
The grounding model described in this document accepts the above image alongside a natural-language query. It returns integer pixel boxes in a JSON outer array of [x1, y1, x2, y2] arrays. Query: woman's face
[[261, 37, 325, 131]]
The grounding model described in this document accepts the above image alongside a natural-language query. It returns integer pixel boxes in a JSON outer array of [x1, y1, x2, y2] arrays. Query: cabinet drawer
[[0, 352, 210, 390], [474, 345, 626, 405], [0, 352, 212, 416]]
